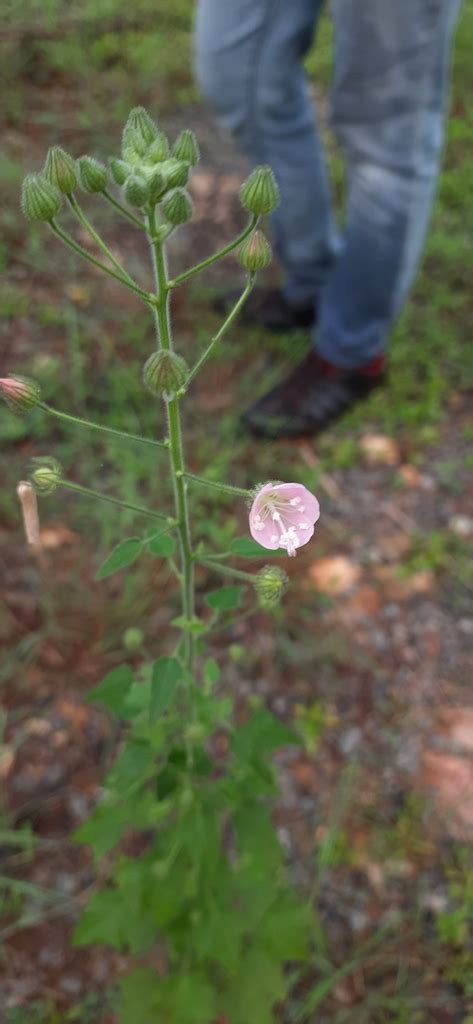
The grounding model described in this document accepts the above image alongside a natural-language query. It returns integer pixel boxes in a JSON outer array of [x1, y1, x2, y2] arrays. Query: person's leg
[[316, 0, 462, 369], [194, 0, 337, 308]]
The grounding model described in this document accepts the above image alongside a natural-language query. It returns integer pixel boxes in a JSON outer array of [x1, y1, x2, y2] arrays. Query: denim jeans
[[194, 0, 461, 368]]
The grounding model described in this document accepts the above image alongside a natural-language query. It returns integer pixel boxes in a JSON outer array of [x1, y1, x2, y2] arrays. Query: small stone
[[448, 515, 473, 537]]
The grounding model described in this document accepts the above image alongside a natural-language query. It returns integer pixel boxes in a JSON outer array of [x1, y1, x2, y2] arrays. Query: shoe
[[243, 350, 386, 439], [213, 286, 316, 332]]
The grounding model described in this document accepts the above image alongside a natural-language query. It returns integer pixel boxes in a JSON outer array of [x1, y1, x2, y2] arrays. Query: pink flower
[[249, 482, 320, 557]]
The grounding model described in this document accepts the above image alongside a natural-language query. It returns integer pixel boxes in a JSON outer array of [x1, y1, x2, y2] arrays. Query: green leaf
[[205, 585, 243, 611], [221, 948, 286, 1024], [87, 665, 134, 716], [171, 615, 207, 635], [203, 657, 220, 689], [73, 888, 128, 949], [73, 799, 128, 859], [230, 536, 283, 557], [119, 968, 161, 1024], [148, 531, 176, 557], [231, 708, 298, 760], [150, 656, 181, 720], [95, 537, 142, 580]]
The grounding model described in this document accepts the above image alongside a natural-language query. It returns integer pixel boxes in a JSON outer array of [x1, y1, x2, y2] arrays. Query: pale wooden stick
[[16, 481, 41, 548]]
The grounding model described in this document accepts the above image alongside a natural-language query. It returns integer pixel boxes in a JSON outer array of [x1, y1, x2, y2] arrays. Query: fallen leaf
[[398, 464, 421, 487], [359, 433, 400, 466], [421, 749, 473, 829], [309, 556, 361, 595], [40, 524, 78, 548], [373, 566, 434, 601], [436, 707, 473, 752]]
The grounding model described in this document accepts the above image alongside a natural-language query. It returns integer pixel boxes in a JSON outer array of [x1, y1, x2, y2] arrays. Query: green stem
[[67, 195, 141, 288], [188, 273, 256, 384], [168, 215, 258, 288], [40, 403, 167, 450], [59, 479, 169, 521], [49, 221, 153, 305], [184, 472, 250, 498], [198, 558, 255, 583], [102, 189, 146, 229], [147, 207, 195, 672]]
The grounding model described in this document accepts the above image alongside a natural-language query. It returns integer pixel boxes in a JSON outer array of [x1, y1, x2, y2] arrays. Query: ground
[[1, 3, 473, 1022]]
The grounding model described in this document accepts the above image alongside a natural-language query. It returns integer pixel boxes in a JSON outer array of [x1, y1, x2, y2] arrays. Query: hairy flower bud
[[0, 375, 41, 413], [78, 156, 107, 193], [255, 565, 288, 609], [122, 106, 158, 160], [171, 130, 199, 166], [147, 131, 170, 163], [123, 175, 149, 207], [21, 174, 62, 222], [162, 188, 193, 225], [30, 456, 62, 495], [240, 165, 279, 216], [143, 350, 189, 401], [44, 146, 77, 194], [110, 158, 129, 186], [238, 230, 272, 271], [148, 170, 166, 205], [165, 159, 190, 189]]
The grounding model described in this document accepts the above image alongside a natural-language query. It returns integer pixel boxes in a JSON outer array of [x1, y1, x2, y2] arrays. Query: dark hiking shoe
[[213, 286, 317, 332], [243, 350, 386, 439]]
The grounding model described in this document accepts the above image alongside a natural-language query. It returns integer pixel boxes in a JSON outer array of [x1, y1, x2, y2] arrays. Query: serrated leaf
[[73, 888, 127, 949], [73, 799, 127, 859], [95, 537, 142, 580], [87, 665, 133, 715], [205, 585, 243, 611], [230, 536, 283, 557], [150, 656, 181, 720], [148, 531, 176, 557]]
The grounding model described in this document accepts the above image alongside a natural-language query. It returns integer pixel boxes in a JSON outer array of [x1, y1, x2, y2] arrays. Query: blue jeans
[[194, 0, 461, 368]]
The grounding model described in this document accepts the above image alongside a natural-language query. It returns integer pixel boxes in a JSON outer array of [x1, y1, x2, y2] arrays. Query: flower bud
[[122, 627, 144, 651], [110, 158, 129, 186], [254, 565, 288, 609], [44, 146, 77, 194], [238, 230, 272, 271], [0, 375, 41, 413], [123, 175, 149, 207], [171, 130, 199, 166], [147, 131, 170, 163], [78, 156, 107, 193], [148, 170, 166, 205], [143, 350, 189, 401], [30, 456, 62, 496], [162, 188, 193, 226], [240, 165, 279, 215], [122, 106, 158, 160], [21, 174, 62, 222], [165, 160, 190, 189]]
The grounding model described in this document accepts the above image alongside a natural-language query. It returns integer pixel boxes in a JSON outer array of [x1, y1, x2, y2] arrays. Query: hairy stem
[[147, 207, 195, 671], [168, 215, 258, 288], [199, 558, 255, 583], [102, 189, 146, 229], [187, 273, 256, 384], [184, 472, 250, 498], [40, 403, 167, 450], [67, 195, 141, 288], [49, 221, 153, 305], [59, 479, 169, 521]]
